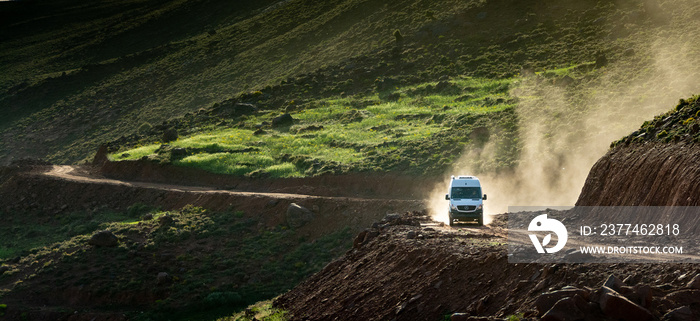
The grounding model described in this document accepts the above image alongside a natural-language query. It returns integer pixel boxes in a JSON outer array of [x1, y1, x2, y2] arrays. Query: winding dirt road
[[44, 165, 394, 201], [17, 165, 700, 264]]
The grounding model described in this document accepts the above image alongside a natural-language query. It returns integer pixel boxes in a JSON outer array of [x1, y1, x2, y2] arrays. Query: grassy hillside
[[0, 204, 349, 320], [4, 0, 700, 319], [0, 0, 660, 165], [611, 95, 700, 147], [109, 76, 517, 177]]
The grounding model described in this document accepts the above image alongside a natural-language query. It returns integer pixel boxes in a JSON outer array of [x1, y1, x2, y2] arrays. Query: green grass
[[219, 300, 287, 321], [611, 95, 700, 146], [111, 76, 516, 177], [3, 0, 679, 164], [114, 145, 160, 160], [0, 204, 153, 260], [0, 205, 352, 320]]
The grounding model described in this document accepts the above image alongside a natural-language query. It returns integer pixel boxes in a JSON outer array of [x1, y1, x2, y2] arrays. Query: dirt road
[[44, 165, 375, 201], [40, 166, 700, 263], [0, 164, 427, 239]]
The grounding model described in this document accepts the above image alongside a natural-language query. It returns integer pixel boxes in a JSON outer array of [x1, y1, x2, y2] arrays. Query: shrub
[[138, 122, 152, 135], [393, 29, 403, 42], [683, 117, 695, 126], [656, 130, 668, 138], [676, 99, 687, 111], [162, 128, 179, 142], [204, 291, 243, 307], [127, 203, 154, 218]]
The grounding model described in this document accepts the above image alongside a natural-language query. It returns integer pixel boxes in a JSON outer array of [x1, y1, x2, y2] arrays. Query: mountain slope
[[0, 0, 668, 164]]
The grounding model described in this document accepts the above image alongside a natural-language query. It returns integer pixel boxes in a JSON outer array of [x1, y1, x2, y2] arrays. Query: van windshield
[[451, 187, 482, 199]]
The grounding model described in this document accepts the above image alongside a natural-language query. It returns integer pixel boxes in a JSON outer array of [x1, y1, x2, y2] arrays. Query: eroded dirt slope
[[577, 143, 700, 207], [276, 212, 700, 321], [99, 159, 436, 200], [577, 96, 700, 207]]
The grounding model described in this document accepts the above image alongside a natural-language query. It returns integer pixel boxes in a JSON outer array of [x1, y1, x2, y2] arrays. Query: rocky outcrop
[[88, 230, 119, 247]]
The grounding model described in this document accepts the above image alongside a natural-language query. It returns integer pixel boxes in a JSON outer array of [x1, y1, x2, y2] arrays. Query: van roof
[[452, 175, 479, 180]]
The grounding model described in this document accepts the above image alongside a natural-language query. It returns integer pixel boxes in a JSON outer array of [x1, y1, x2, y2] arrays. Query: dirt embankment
[[576, 142, 700, 206], [277, 213, 700, 321], [99, 159, 436, 200], [0, 164, 422, 238]]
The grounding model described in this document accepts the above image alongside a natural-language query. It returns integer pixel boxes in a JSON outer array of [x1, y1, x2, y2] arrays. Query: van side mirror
[[445, 194, 450, 200], [483, 194, 487, 200]]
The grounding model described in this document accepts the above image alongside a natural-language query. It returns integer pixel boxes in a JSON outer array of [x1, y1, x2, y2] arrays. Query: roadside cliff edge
[[577, 96, 700, 206]]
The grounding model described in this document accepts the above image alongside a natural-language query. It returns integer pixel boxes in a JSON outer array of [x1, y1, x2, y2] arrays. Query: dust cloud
[[427, 4, 700, 224]]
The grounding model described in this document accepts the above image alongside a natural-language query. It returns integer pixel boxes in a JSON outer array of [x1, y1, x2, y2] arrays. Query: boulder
[[159, 214, 174, 226], [664, 289, 700, 306], [229, 103, 257, 116], [385, 213, 401, 221], [272, 113, 294, 127], [533, 279, 548, 292], [215, 101, 258, 117], [450, 313, 469, 321], [686, 274, 700, 289], [354, 230, 379, 247], [266, 199, 279, 208], [634, 284, 653, 308], [535, 288, 589, 315], [171, 148, 187, 158], [598, 286, 653, 321], [353, 230, 368, 249], [366, 230, 379, 241], [157, 272, 170, 285], [88, 230, 118, 247], [286, 203, 314, 228], [662, 306, 694, 321], [92, 144, 109, 166], [541, 296, 585, 321], [603, 274, 625, 291], [162, 128, 179, 143]]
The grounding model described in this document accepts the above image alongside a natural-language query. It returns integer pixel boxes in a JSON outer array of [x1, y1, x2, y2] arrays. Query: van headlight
[[476, 204, 483, 210], [450, 203, 458, 210]]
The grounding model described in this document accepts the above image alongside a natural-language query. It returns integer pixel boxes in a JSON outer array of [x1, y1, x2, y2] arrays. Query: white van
[[445, 175, 487, 226]]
